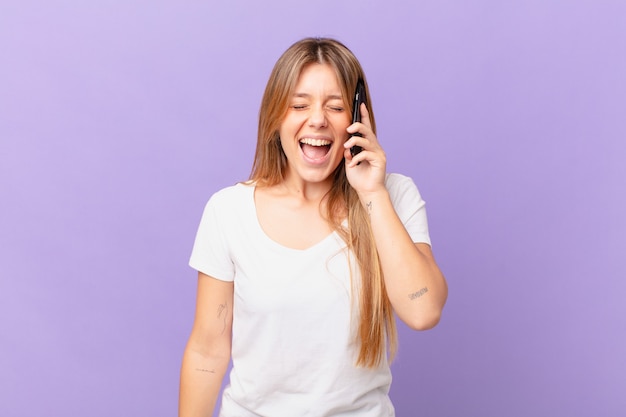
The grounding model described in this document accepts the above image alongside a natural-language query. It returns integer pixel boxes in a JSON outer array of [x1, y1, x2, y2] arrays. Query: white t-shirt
[[189, 173, 431, 417]]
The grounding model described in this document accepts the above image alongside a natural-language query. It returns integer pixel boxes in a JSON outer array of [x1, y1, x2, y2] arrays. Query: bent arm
[[179, 272, 234, 417], [361, 189, 448, 330]]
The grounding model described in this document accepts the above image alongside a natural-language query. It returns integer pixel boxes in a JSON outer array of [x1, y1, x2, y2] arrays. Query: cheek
[[279, 115, 305, 136], [337, 123, 351, 143], [332, 116, 351, 135]]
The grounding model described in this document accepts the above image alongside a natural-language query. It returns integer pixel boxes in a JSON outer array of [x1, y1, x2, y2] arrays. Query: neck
[[280, 172, 333, 203]]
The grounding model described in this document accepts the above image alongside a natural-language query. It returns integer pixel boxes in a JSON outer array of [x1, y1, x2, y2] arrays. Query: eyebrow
[[293, 93, 344, 100]]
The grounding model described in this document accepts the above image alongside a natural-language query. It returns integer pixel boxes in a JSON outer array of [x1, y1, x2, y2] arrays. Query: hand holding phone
[[350, 78, 366, 159]]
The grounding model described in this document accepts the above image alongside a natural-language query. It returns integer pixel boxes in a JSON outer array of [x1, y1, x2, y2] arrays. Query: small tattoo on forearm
[[408, 287, 429, 300], [195, 368, 216, 373], [217, 302, 228, 334], [217, 302, 227, 317]]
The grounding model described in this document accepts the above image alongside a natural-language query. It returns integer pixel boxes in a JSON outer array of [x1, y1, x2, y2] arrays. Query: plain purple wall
[[1, 1, 624, 416]]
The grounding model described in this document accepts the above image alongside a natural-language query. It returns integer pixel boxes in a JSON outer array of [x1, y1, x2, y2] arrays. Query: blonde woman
[[179, 37, 447, 417]]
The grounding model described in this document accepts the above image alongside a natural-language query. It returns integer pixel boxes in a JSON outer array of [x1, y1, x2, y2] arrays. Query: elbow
[[403, 309, 443, 331]]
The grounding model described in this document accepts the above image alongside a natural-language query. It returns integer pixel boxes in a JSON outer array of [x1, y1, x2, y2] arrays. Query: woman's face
[[278, 63, 351, 186]]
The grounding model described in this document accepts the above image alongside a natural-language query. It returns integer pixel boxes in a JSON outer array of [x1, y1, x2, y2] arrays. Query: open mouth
[[299, 138, 332, 160]]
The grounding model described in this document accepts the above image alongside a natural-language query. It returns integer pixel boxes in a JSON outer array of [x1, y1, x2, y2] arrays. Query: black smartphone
[[350, 78, 366, 158]]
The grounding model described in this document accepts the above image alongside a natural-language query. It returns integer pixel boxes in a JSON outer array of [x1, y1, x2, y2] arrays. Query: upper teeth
[[300, 138, 331, 146]]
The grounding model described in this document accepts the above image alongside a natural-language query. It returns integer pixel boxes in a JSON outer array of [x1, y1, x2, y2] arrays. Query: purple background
[[1, 1, 625, 416]]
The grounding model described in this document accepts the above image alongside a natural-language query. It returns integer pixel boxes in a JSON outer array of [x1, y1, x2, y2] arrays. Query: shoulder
[[384, 173, 431, 243], [385, 173, 422, 197], [194, 182, 255, 239], [206, 182, 254, 207], [384, 172, 427, 213], [385, 172, 414, 187]]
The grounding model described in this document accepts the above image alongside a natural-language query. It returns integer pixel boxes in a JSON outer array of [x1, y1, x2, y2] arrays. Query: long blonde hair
[[250, 37, 396, 367]]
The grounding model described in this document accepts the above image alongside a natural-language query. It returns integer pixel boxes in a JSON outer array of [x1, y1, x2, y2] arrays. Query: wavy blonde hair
[[249, 37, 396, 367]]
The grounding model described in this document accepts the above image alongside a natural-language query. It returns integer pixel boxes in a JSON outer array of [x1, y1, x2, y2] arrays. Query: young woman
[[179, 37, 447, 417]]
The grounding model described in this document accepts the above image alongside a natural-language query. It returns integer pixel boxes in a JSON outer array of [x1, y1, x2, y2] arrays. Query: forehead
[[293, 63, 343, 96]]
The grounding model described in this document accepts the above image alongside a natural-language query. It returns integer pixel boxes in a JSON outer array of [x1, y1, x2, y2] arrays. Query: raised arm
[[345, 103, 448, 330], [360, 190, 448, 330], [179, 272, 234, 417]]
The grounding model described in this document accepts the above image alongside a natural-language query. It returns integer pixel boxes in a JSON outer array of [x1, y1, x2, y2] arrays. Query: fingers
[[344, 135, 368, 154], [347, 103, 372, 137], [346, 106, 375, 150], [344, 146, 386, 168], [343, 135, 385, 168], [344, 147, 369, 167], [359, 102, 371, 126], [345, 110, 377, 154], [344, 103, 386, 168]]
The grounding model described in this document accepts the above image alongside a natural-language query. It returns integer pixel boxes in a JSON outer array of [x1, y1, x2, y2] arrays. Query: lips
[[299, 137, 332, 161]]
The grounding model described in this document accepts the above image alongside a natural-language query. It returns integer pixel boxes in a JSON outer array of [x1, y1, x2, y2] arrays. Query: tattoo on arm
[[195, 368, 216, 374], [408, 287, 429, 300], [366, 201, 372, 215], [217, 302, 228, 334]]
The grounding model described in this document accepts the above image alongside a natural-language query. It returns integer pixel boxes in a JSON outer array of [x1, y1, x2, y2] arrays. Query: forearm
[[179, 344, 230, 417], [360, 189, 448, 330]]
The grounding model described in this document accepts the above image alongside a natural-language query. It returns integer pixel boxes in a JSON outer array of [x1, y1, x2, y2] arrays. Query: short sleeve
[[385, 173, 432, 246], [188, 192, 235, 282]]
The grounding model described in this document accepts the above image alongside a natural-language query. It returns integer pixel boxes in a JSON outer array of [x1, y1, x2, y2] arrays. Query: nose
[[308, 105, 327, 128]]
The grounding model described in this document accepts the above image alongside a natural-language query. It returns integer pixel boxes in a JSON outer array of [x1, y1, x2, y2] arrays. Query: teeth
[[300, 138, 331, 146]]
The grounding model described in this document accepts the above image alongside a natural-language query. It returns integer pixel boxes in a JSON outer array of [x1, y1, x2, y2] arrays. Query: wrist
[[357, 187, 390, 209]]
